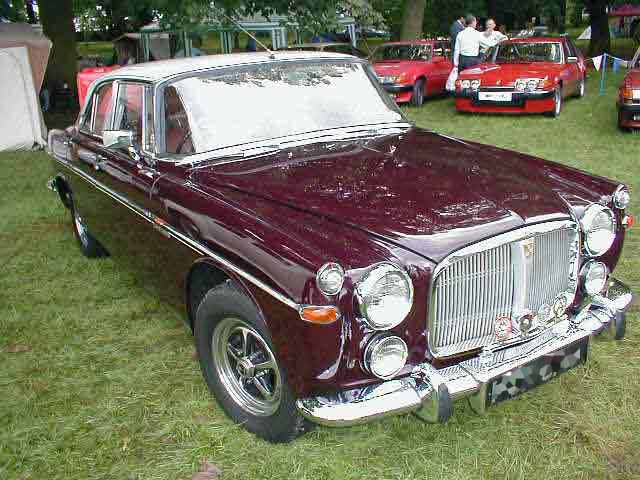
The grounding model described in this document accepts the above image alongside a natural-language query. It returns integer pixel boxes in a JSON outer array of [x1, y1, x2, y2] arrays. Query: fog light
[[581, 261, 609, 296], [364, 335, 408, 380], [316, 262, 345, 296], [613, 186, 630, 210]]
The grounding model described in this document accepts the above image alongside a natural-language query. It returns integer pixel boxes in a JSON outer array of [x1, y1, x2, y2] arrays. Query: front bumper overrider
[[296, 278, 633, 427]]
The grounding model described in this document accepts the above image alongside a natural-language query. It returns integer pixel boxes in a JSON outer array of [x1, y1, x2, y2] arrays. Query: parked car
[[287, 42, 367, 58], [455, 36, 586, 117], [618, 56, 640, 130], [47, 51, 634, 443], [370, 40, 453, 105]]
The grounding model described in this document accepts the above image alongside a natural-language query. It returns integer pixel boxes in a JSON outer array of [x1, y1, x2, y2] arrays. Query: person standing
[[480, 18, 507, 54], [450, 15, 465, 49], [454, 15, 483, 71]]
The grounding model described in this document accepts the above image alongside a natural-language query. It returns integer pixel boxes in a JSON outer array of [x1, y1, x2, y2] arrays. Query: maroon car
[[47, 52, 634, 443], [618, 53, 640, 130]]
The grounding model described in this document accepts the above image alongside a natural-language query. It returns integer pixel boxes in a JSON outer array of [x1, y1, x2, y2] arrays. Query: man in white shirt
[[453, 15, 483, 70], [480, 18, 507, 54]]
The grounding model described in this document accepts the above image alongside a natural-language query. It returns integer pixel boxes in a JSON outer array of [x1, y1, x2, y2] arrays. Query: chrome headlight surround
[[580, 260, 609, 296], [355, 262, 414, 330], [470, 79, 481, 90], [580, 204, 616, 257], [461, 79, 471, 89], [515, 79, 527, 92], [363, 335, 408, 379], [316, 262, 345, 296], [613, 185, 630, 210]]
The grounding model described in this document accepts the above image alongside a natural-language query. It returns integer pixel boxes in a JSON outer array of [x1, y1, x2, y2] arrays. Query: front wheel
[[71, 207, 107, 258], [411, 79, 425, 106], [194, 282, 312, 443], [547, 87, 562, 118]]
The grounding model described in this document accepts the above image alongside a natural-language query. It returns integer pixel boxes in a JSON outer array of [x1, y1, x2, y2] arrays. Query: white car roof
[[101, 51, 357, 83]]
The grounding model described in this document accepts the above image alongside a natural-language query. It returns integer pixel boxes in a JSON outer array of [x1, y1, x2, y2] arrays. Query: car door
[[561, 41, 580, 96], [430, 42, 452, 93]]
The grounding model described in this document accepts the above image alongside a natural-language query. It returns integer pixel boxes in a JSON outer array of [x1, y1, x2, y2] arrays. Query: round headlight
[[580, 261, 609, 296], [580, 204, 616, 256], [356, 263, 413, 330], [515, 79, 526, 92], [470, 79, 481, 90], [527, 78, 539, 91], [461, 80, 471, 89], [364, 335, 408, 379], [316, 262, 345, 296], [613, 186, 630, 210]]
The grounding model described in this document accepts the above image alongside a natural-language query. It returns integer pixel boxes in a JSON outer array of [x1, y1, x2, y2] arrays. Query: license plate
[[485, 339, 588, 407], [478, 91, 513, 102], [633, 90, 640, 100]]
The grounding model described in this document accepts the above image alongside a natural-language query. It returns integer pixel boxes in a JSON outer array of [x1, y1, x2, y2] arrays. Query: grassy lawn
[[1, 68, 639, 479]]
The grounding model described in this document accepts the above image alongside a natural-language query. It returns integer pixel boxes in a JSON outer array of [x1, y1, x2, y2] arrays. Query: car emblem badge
[[389, 145, 397, 156], [494, 315, 512, 342], [522, 238, 535, 258]]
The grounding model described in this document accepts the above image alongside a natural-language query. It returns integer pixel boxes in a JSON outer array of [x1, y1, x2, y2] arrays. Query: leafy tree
[[39, 0, 78, 96]]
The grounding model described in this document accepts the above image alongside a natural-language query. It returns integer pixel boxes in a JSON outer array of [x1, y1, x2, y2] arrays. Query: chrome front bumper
[[296, 278, 634, 427]]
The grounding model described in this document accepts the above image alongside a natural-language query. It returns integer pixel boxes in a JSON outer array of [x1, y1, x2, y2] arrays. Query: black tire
[[194, 281, 312, 443], [547, 86, 562, 118], [70, 207, 108, 258], [411, 78, 425, 106]]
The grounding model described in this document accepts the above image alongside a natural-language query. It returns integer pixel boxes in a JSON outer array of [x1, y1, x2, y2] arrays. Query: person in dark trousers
[[453, 15, 483, 71], [450, 15, 465, 49]]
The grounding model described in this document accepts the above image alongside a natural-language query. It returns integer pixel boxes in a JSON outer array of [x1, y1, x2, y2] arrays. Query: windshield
[[164, 60, 404, 155], [372, 44, 432, 62], [491, 42, 562, 63]]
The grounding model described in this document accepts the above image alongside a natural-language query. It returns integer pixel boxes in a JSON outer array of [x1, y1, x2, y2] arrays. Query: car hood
[[191, 128, 573, 263], [624, 68, 640, 87], [373, 61, 421, 74], [460, 62, 561, 85]]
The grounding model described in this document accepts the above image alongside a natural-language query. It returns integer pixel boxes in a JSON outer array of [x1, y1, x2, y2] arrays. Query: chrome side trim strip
[[50, 154, 300, 310]]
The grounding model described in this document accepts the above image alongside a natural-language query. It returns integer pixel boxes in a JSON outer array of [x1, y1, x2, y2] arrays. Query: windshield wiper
[[186, 144, 282, 170]]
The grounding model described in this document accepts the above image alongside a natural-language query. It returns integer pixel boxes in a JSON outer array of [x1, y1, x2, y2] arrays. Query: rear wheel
[[194, 282, 312, 443], [411, 78, 425, 106], [575, 77, 585, 98]]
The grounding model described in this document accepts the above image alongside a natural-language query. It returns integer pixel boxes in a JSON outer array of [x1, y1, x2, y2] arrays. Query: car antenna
[[222, 12, 277, 59]]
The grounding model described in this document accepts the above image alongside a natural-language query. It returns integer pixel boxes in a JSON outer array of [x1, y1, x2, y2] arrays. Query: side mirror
[[103, 129, 134, 149], [567, 56, 578, 64]]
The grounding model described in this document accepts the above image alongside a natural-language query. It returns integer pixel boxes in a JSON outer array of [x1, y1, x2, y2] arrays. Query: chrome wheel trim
[[73, 211, 89, 247], [212, 317, 282, 417], [554, 89, 562, 116], [414, 81, 424, 105], [579, 78, 585, 97]]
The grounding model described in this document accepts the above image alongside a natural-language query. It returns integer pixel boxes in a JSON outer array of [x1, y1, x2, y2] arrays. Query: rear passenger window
[[164, 87, 194, 155]]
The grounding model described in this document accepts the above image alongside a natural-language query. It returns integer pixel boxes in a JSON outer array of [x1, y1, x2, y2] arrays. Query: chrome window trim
[[48, 152, 300, 311], [426, 219, 580, 358]]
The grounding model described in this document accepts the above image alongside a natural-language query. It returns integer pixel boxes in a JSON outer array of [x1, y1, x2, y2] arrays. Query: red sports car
[[371, 40, 453, 106], [455, 36, 587, 117], [618, 58, 640, 130]]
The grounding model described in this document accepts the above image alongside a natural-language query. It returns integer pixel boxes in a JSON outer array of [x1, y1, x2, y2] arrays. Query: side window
[[566, 39, 578, 58], [93, 82, 114, 136], [433, 42, 444, 57], [113, 83, 144, 147], [164, 86, 194, 155], [80, 93, 94, 131]]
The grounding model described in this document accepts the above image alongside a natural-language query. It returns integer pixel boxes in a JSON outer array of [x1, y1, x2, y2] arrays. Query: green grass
[[1, 71, 639, 480]]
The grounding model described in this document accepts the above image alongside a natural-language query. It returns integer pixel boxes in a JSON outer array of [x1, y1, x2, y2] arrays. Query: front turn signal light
[[300, 306, 340, 324], [622, 87, 633, 100], [623, 215, 634, 229]]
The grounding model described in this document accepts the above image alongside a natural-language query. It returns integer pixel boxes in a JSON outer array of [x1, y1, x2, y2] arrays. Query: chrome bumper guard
[[296, 278, 634, 427]]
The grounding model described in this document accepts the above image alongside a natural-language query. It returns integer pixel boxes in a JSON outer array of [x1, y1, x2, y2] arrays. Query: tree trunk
[[559, 0, 567, 34], [24, 0, 37, 23], [586, 0, 610, 56], [39, 0, 77, 98], [400, 0, 426, 40], [487, 0, 498, 20]]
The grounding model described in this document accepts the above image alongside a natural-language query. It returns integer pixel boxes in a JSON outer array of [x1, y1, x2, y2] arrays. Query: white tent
[[577, 26, 591, 40], [0, 23, 51, 151]]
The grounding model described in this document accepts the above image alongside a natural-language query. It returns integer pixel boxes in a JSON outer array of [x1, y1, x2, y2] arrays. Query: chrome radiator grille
[[429, 221, 579, 357]]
